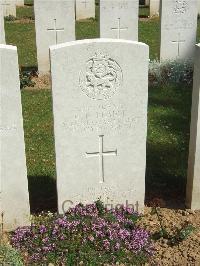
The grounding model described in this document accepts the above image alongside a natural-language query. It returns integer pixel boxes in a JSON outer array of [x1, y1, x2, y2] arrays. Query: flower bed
[[11, 201, 154, 265]]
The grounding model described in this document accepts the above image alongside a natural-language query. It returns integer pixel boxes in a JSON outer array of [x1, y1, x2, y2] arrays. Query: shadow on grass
[[24, 0, 33, 6], [145, 143, 187, 209], [145, 83, 192, 209], [20, 66, 38, 73], [28, 176, 57, 214]]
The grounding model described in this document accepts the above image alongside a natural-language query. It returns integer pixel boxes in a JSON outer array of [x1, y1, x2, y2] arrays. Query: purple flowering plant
[[11, 200, 154, 265]]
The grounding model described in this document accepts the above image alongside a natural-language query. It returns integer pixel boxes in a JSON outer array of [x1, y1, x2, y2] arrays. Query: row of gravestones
[[35, 0, 199, 71], [1, 0, 199, 73], [1, 39, 200, 231], [35, 0, 139, 73], [0, 0, 95, 20]]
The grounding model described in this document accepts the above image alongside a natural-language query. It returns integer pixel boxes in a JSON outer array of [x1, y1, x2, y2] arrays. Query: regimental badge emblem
[[174, 0, 188, 14], [79, 52, 123, 100]]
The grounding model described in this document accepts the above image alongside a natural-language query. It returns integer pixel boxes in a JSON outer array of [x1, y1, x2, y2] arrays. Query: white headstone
[[34, 0, 75, 74], [100, 0, 139, 41], [186, 44, 200, 210], [198, 0, 200, 15], [0, 0, 16, 17], [15, 0, 24, 6], [0, 5, 5, 44], [160, 0, 198, 61], [76, 0, 95, 20], [144, 0, 150, 6], [145, 0, 150, 6], [0, 44, 30, 231], [50, 39, 149, 213], [150, 0, 159, 16]]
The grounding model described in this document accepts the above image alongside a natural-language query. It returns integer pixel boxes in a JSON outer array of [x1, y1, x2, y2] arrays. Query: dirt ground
[[139, 206, 200, 266]]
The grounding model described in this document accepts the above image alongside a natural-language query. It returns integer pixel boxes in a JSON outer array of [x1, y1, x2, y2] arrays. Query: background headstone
[[0, 0, 16, 17], [34, 0, 75, 74], [0, 5, 5, 43], [15, 0, 24, 6], [150, 0, 159, 16], [186, 44, 200, 210], [50, 39, 149, 213], [198, 0, 200, 15], [160, 0, 198, 61], [100, 0, 139, 41], [0, 44, 30, 231], [76, 0, 95, 20], [145, 0, 150, 6]]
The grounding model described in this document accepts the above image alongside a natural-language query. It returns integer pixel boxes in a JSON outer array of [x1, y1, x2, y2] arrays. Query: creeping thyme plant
[[11, 201, 154, 265]]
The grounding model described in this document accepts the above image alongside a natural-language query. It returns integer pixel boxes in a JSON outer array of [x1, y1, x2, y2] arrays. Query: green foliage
[[171, 224, 196, 245], [149, 60, 193, 86], [151, 207, 196, 246], [0, 244, 23, 266], [95, 199, 105, 215], [11, 203, 153, 265], [151, 207, 169, 240], [4, 15, 16, 21], [20, 70, 35, 89]]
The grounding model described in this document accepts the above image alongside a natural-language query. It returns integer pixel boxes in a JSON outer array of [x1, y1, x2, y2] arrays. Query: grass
[[5, 22, 36, 67], [3, 3, 200, 211], [22, 90, 55, 178], [21, 90, 57, 212], [139, 6, 149, 17], [146, 83, 192, 204], [17, 5, 34, 20]]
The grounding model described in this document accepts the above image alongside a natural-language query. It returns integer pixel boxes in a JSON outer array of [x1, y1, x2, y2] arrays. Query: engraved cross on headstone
[[81, 0, 89, 8], [111, 17, 128, 39], [171, 33, 185, 57], [47, 18, 64, 45], [86, 135, 117, 183]]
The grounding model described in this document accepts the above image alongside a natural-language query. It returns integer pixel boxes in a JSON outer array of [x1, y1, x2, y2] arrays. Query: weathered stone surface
[[186, 44, 200, 210], [198, 0, 200, 15], [0, 44, 30, 230], [150, 0, 160, 16], [15, 0, 24, 6], [0, 5, 5, 43], [76, 0, 95, 20], [145, 0, 150, 6], [100, 0, 139, 41], [50, 39, 149, 213], [160, 0, 198, 61], [0, 0, 16, 17], [34, 0, 75, 74]]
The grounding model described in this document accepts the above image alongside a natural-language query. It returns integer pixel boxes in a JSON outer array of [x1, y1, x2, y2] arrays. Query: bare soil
[[139, 207, 200, 266], [24, 75, 51, 90]]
